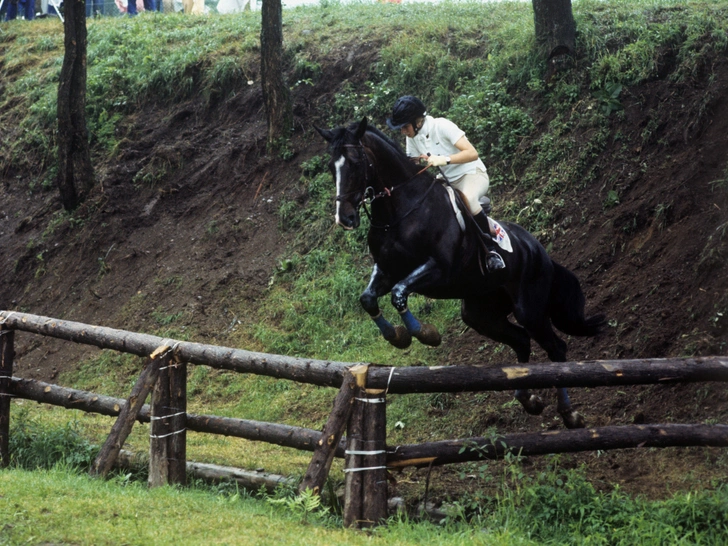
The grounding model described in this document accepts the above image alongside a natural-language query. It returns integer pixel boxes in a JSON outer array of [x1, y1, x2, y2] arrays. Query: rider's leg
[[473, 211, 506, 271], [451, 170, 505, 271]]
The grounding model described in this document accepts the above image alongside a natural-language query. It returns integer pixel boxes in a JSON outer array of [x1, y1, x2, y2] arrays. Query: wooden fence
[[1, 311, 727, 528]]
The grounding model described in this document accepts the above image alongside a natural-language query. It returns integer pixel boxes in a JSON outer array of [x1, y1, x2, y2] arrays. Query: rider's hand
[[427, 155, 449, 167]]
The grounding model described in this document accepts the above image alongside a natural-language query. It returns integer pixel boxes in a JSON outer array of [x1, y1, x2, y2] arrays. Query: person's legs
[[452, 169, 490, 216], [127, 0, 137, 15], [5, 0, 18, 20], [23, 0, 34, 19], [451, 170, 505, 271]]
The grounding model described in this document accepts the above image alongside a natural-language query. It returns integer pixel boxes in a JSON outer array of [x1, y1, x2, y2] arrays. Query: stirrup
[[487, 251, 506, 271]]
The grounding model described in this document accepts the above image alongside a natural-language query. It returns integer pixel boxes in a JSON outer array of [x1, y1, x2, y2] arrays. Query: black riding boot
[[473, 211, 506, 271]]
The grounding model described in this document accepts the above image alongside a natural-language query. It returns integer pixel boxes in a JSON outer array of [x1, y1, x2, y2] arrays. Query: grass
[[3, 426, 728, 545]]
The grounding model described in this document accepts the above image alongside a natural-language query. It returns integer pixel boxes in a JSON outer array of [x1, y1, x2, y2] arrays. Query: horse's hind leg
[[461, 296, 545, 416], [361, 264, 412, 349], [556, 388, 585, 429], [513, 299, 585, 429]]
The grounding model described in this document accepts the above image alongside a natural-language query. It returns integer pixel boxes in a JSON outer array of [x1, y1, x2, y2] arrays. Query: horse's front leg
[[360, 264, 412, 349], [390, 259, 443, 347]]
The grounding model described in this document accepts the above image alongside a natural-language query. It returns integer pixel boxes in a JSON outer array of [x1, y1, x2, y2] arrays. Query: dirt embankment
[[1, 45, 727, 500]]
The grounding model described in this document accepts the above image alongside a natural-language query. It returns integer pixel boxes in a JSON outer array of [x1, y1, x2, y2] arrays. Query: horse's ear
[[314, 125, 334, 142], [354, 117, 368, 139]]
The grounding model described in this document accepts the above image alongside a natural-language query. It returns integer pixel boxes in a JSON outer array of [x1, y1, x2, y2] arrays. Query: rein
[[336, 142, 434, 230]]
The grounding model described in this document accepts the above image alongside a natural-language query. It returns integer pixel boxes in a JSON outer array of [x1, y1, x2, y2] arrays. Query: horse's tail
[[549, 261, 606, 337]]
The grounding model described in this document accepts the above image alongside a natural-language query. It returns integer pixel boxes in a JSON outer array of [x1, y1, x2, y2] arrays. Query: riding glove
[[427, 155, 450, 167]]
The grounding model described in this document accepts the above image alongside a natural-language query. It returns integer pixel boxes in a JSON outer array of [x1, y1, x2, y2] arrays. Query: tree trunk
[[56, 0, 94, 211], [532, 0, 576, 79], [260, 0, 292, 147], [533, 0, 575, 58]]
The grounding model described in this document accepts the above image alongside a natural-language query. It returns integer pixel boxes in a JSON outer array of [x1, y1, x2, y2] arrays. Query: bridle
[[334, 141, 436, 230]]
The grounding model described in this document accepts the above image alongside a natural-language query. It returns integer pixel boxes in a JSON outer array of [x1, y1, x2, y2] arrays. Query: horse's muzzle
[[336, 214, 360, 230], [336, 208, 360, 230]]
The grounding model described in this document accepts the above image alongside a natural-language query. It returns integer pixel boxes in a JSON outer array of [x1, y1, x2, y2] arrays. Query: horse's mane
[[353, 121, 421, 177]]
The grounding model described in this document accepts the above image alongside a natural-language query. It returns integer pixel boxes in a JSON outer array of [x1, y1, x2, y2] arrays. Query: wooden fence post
[[168, 360, 187, 486], [150, 355, 187, 487], [343, 367, 389, 528], [149, 360, 170, 487], [299, 369, 357, 495], [343, 365, 368, 528], [361, 386, 387, 527], [90, 353, 167, 478], [0, 328, 15, 468]]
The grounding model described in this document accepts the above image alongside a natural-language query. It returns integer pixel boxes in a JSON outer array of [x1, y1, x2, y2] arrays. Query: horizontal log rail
[[365, 357, 728, 393], [3, 312, 728, 394], [11, 377, 727, 470], [386, 424, 728, 468], [116, 450, 298, 493], [12, 377, 345, 456], [0, 311, 350, 388]]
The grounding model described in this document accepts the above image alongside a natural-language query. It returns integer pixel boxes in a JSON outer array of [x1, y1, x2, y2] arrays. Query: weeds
[[9, 407, 98, 471], [443, 455, 728, 545], [267, 487, 333, 525]]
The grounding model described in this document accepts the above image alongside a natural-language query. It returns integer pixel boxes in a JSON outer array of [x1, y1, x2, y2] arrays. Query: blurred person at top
[[4, 0, 35, 21]]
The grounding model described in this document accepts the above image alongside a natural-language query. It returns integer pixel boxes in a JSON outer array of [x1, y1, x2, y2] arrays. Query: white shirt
[[405, 115, 486, 181]]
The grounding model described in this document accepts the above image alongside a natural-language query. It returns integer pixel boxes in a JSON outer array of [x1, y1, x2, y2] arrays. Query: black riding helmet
[[386, 96, 426, 131]]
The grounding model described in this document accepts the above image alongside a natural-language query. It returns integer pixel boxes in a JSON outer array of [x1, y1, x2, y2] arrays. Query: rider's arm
[[427, 135, 478, 167], [448, 136, 479, 164]]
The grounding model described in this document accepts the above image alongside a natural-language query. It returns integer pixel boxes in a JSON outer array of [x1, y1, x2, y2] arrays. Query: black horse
[[316, 118, 605, 428]]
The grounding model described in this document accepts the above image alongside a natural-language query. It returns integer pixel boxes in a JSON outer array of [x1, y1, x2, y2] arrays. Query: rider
[[386, 95, 506, 271]]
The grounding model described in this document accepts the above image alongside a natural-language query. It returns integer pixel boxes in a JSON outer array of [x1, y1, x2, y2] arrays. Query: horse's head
[[315, 117, 371, 230]]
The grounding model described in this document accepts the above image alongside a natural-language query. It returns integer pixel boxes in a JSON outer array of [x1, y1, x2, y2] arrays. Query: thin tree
[[260, 0, 293, 148], [532, 0, 576, 77], [56, 0, 94, 211]]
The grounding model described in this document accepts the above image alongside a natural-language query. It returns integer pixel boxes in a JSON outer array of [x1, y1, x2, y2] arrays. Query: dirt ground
[[1, 45, 727, 502]]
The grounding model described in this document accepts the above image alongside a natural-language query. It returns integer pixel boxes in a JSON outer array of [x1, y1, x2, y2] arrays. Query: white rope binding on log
[[385, 366, 395, 394], [0, 374, 14, 395], [343, 465, 388, 473], [345, 449, 387, 455], [0, 312, 16, 325], [150, 411, 186, 421], [149, 428, 186, 439]]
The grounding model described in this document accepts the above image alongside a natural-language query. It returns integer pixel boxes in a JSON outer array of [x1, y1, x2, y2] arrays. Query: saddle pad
[[444, 185, 467, 232], [488, 219, 513, 253]]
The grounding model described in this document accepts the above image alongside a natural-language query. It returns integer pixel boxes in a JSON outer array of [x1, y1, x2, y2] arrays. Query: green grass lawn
[[0, 468, 527, 546]]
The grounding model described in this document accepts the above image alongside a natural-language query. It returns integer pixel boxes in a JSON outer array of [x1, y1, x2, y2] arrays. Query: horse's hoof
[[387, 325, 412, 349], [561, 411, 586, 429], [414, 323, 441, 347], [521, 394, 546, 415]]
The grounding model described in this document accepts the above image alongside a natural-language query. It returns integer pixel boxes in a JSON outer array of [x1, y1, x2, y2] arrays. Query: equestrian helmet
[[386, 96, 426, 131]]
